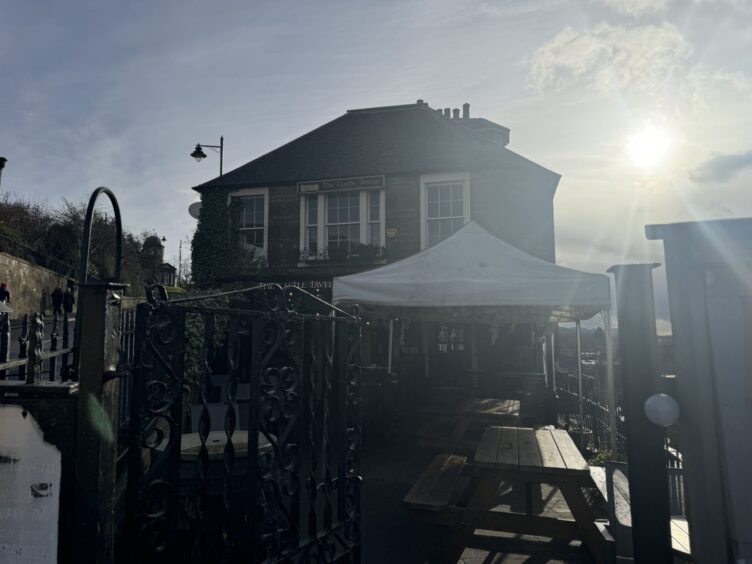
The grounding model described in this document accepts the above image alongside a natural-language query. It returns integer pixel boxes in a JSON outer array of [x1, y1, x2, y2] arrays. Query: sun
[[625, 123, 671, 170]]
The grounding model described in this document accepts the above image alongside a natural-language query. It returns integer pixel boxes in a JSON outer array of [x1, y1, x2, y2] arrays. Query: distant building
[[140, 235, 176, 286], [192, 100, 560, 294]]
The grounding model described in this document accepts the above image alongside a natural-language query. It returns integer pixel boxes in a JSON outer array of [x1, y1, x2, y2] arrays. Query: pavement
[[360, 423, 594, 564]]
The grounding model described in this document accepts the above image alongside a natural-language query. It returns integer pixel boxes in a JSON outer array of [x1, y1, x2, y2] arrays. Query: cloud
[[528, 23, 691, 95], [591, 0, 669, 17], [689, 150, 752, 183]]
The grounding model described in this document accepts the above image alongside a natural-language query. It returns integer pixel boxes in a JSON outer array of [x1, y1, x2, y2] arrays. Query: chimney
[[443, 108, 451, 117], [0, 157, 6, 189], [416, 99, 424, 105], [452, 108, 460, 119], [462, 103, 470, 119]]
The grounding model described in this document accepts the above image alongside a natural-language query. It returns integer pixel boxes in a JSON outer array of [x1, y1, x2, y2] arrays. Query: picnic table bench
[[405, 425, 614, 563]]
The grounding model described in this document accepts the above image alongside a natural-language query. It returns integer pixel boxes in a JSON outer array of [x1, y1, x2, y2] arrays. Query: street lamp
[[190, 136, 224, 176]]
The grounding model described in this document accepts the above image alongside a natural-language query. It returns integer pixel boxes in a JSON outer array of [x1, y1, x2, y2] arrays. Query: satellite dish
[[188, 202, 202, 219]]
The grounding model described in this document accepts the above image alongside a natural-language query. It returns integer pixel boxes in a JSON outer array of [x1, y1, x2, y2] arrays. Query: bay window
[[300, 189, 385, 261]]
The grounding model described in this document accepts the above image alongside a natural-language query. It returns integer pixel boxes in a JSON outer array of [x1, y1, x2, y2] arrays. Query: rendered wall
[[0, 253, 71, 319]]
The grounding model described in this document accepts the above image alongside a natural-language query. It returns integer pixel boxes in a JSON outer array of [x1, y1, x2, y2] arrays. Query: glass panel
[[306, 195, 318, 225], [439, 200, 451, 218]]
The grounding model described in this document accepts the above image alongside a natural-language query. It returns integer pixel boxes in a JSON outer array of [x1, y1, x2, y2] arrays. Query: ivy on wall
[[191, 189, 267, 288], [191, 189, 233, 288]]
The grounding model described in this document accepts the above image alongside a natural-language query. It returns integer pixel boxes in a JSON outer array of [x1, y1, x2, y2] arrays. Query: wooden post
[[73, 282, 127, 564], [608, 264, 672, 562]]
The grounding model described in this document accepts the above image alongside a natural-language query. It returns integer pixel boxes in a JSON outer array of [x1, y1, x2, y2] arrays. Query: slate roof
[[193, 102, 557, 191]]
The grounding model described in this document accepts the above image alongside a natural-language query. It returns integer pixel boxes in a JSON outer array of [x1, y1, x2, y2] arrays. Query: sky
[[2, 0, 752, 331]]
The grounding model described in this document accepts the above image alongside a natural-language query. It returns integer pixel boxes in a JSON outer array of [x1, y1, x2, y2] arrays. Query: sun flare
[[626, 123, 671, 170]]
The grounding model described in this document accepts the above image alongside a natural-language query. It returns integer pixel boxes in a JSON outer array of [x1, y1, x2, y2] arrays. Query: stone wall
[[0, 252, 72, 320]]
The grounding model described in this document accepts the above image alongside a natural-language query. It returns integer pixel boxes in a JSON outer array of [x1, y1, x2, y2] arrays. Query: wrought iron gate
[[124, 285, 362, 563]]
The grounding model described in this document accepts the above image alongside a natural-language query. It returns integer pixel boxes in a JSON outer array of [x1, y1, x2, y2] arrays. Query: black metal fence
[[123, 285, 362, 563], [0, 312, 74, 381], [554, 369, 688, 518]]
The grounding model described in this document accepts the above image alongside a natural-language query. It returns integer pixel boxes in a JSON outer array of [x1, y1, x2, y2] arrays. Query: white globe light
[[644, 393, 680, 427]]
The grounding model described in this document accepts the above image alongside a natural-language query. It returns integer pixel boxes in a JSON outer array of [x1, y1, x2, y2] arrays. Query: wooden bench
[[405, 428, 617, 563], [404, 454, 468, 512]]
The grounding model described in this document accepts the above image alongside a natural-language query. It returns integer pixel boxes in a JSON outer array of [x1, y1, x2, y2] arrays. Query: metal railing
[[0, 311, 74, 382], [554, 370, 688, 518]]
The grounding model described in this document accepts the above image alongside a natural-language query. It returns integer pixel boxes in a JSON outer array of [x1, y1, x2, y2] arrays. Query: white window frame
[[419, 172, 470, 250], [299, 189, 385, 260], [228, 187, 269, 256]]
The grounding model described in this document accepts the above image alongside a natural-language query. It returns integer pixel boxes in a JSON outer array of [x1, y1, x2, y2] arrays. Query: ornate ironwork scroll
[[126, 284, 361, 563]]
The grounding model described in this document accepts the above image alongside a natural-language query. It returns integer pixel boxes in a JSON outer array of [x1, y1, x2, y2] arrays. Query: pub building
[[191, 100, 560, 395]]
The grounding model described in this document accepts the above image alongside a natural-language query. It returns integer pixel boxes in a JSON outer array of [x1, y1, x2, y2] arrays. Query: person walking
[[0, 282, 10, 304], [51, 287, 63, 315], [63, 286, 75, 314]]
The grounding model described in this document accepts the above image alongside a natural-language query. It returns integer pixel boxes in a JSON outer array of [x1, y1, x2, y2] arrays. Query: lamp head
[[644, 393, 680, 427], [190, 144, 207, 162]]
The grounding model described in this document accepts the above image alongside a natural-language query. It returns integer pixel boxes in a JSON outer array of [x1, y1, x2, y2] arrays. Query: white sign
[[0, 406, 61, 563]]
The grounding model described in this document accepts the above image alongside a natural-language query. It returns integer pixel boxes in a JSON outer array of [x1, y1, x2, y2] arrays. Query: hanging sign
[[298, 175, 385, 193]]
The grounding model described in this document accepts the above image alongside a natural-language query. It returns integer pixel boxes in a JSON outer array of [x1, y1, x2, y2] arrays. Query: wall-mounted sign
[[297, 175, 385, 193], [385, 228, 398, 239]]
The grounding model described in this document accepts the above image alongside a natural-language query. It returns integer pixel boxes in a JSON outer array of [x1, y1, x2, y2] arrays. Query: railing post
[[608, 263, 672, 562], [18, 314, 28, 381], [27, 312, 44, 384], [62, 312, 71, 379], [0, 312, 10, 379], [73, 282, 128, 564], [49, 313, 59, 381]]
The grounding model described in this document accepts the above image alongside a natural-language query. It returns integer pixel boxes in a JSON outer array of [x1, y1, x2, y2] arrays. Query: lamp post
[[190, 136, 224, 176]]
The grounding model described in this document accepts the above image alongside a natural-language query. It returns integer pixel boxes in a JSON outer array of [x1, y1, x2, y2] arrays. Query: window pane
[[439, 184, 450, 201], [427, 187, 438, 204], [306, 195, 318, 225]]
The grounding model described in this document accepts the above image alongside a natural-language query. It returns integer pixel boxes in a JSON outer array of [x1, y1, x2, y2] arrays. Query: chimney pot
[[416, 99, 424, 104], [452, 108, 460, 119], [443, 108, 451, 117], [462, 103, 470, 119]]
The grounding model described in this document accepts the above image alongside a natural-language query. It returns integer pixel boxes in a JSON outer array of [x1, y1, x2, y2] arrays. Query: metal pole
[[602, 310, 618, 454], [608, 263, 672, 562], [550, 330, 556, 391], [387, 319, 394, 374], [576, 320, 583, 440], [219, 135, 224, 176]]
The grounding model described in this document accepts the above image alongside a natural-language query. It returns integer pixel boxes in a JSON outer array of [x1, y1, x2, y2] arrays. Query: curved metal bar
[[79, 186, 123, 283]]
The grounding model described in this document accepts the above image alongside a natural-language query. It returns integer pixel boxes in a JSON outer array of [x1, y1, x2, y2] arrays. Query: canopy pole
[[471, 323, 478, 370], [542, 332, 549, 386], [576, 320, 584, 444], [602, 310, 618, 454], [387, 319, 394, 374], [550, 330, 556, 392], [422, 321, 429, 379]]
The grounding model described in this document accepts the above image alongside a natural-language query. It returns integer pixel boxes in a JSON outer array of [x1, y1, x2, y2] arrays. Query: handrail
[[79, 187, 123, 283]]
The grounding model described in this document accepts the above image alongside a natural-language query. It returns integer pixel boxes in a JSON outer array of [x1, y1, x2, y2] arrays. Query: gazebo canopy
[[332, 221, 610, 323]]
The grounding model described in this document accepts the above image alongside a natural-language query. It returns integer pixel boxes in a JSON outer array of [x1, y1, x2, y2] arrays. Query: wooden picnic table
[[418, 398, 521, 452], [405, 425, 612, 563]]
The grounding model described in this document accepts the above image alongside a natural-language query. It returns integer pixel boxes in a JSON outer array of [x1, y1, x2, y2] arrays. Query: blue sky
[[2, 0, 752, 329]]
